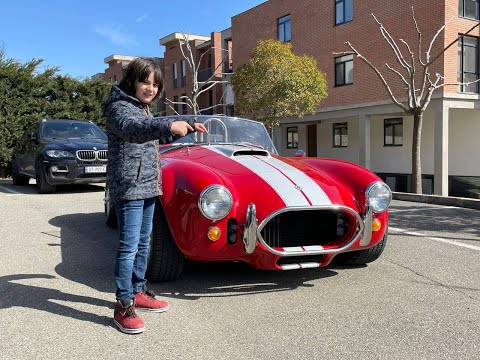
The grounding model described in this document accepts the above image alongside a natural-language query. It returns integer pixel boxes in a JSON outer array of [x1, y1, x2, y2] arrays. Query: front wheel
[[334, 231, 388, 265], [35, 160, 56, 194], [146, 200, 184, 282]]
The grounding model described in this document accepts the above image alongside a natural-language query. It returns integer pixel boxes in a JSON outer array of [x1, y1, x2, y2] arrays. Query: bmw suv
[[11, 119, 108, 193]]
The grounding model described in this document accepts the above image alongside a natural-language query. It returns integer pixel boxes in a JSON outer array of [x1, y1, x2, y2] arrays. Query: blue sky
[[0, 0, 265, 79]]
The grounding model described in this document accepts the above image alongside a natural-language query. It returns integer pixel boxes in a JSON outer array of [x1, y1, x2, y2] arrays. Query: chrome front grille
[[259, 208, 353, 248], [76, 150, 107, 162]]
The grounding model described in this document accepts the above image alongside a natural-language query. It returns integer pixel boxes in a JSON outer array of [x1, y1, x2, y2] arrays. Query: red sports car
[[105, 115, 392, 282]]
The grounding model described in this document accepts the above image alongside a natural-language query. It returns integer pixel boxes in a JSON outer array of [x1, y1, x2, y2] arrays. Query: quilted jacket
[[103, 85, 193, 207]]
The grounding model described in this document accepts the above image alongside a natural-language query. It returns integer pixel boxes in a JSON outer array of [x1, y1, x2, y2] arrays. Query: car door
[[18, 123, 40, 176]]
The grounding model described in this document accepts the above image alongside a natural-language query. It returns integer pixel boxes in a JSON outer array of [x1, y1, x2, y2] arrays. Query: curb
[[392, 192, 480, 210]]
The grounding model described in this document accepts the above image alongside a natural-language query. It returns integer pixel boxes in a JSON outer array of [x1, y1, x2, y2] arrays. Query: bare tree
[[336, 7, 480, 194], [165, 33, 231, 115]]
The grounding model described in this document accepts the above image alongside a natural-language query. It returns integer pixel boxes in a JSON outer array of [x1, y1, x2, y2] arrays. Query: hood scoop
[[233, 149, 270, 157]]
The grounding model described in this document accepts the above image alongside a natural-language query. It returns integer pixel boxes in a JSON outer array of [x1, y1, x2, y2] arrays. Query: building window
[[173, 63, 178, 88], [458, 35, 480, 93], [459, 0, 480, 20], [335, 0, 353, 25], [333, 123, 348, 147], [335, 54, 353, 86], [286, 127, 298, 149], [181, 59, 187, 87], [182, 93, 187, 114], [384, 118, 403, 146], [173, 95, 179, 113], [278, 15, 291, 42]]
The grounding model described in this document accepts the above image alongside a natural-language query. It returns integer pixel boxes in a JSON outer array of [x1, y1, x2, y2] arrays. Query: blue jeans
[[115, 197, 155, 301]]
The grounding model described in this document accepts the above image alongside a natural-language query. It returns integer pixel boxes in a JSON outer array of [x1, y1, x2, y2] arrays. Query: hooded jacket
[[103, 85, 193, 207]]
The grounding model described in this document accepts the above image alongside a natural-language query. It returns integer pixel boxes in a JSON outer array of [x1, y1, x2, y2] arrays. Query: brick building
[[160, 30, 233, 115], [231, 0, 480, 197], [99, 54, 165, 115]]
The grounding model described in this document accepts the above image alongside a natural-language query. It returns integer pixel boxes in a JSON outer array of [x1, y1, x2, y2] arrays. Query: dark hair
[[119, 57, 164, 101]]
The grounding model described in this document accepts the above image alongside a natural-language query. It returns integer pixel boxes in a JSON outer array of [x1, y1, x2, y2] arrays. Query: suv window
[[41, 121, 107, 140]]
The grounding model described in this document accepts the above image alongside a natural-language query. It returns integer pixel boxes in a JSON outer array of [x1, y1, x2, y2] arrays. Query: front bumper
[[243, 203, 378, 259], [41, 159, 107, 185]]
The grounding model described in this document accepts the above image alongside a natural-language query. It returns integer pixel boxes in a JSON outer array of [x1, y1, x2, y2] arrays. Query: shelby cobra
[[105, 115, 391, 282]]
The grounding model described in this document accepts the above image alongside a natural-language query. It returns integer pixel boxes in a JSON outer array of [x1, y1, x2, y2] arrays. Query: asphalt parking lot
[[0, 179, 479, 360]]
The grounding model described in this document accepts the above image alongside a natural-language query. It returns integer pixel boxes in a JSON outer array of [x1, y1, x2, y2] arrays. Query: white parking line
[[390, 226, 480, 252], [0, 185, 26, 196], [389, 206, 456, 213]]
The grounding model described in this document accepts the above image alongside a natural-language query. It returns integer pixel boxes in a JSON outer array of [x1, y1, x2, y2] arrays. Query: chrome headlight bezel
[[198, 185, 233, 221], [365, 181, 392, 213]]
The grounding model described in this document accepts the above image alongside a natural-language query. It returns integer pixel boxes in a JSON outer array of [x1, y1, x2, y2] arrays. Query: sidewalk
[[393, 192, 480, 210]]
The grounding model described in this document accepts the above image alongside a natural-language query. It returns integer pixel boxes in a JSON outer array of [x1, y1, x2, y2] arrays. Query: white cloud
[[135, 14, 148, 23], [93, 24, 137, 47]]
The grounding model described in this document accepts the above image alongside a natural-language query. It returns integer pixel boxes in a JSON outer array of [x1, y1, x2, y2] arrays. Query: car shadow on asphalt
[[0, 179, 105, 195], [151, 262, 337, 301], [48, 211, 338, 302], [0, 274, 112, 327]]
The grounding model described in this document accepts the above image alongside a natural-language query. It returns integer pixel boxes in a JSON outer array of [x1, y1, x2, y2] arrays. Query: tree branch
[[344, 41, 409, 112]]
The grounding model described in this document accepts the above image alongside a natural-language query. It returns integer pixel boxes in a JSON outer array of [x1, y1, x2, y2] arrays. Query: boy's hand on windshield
[[194, 123, 208, 133], [170, 121, 193, 137]]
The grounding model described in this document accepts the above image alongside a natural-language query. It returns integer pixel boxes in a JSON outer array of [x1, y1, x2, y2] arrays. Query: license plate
[[85, 166, 106, 173]]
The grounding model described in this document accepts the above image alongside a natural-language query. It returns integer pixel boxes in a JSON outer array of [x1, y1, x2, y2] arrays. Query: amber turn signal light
[[207, 227, 221, 241], [372, 218, 382, 232]]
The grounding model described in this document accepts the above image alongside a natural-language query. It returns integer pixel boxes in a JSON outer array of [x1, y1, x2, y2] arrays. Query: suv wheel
[[35, 160, 56, 194], [11, 158, 30, 185]]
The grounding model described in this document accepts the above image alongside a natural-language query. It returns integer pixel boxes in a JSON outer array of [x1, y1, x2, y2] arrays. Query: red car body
[[105, 115, 391, 282]]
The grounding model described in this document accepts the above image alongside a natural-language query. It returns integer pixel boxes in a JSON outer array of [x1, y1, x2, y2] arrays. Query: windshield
[[166, 115, 277, 154], [41, 121, 107, 140]]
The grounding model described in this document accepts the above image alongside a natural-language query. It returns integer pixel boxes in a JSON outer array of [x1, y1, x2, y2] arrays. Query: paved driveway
[[0, 179, 479, 359]]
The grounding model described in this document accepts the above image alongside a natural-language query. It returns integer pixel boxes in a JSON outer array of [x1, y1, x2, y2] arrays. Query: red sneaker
[[134, 290, 170, 312], [113, 299, 145, 334]]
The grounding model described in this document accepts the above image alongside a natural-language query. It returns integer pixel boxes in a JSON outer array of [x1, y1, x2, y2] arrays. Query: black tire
[[104, 186, 118, 228], [35, 160, 56, 194], [334, 231, 388, 265], [11, 158, 30, 185], [146, 200, 184, 282]]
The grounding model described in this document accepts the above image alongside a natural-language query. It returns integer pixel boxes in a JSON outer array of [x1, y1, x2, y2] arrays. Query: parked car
[[12, 119, 108, 193], [105, 115, 392, 282]]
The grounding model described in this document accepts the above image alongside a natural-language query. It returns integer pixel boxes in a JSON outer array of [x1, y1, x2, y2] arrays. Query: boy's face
[[135, 73, 159, 104]]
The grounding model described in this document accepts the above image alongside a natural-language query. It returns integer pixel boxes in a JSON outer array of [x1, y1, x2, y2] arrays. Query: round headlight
[[198, 185, 233, 220], [365, 182, 392, 213]]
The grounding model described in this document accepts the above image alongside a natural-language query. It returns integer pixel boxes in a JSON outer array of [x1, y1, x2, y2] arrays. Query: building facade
[[99, 54, 165, 115], [232, 0, 480, 197], [160, 31, 232, 116]]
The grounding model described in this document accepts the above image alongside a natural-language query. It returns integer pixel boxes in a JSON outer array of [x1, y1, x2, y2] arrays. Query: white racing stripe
[[206, 146, 331, 206], [265, 157, 332, 206], [234, 156, 309, 206]]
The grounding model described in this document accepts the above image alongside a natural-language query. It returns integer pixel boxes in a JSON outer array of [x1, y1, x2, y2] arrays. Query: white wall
[[277, 105, 480, 177], [449, 108, 480, 176], [316, 118, 359, 163]]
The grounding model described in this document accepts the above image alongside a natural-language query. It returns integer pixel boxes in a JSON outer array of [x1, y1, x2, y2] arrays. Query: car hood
[[165, 144, 348, 207], [43, 139, 108, 151]]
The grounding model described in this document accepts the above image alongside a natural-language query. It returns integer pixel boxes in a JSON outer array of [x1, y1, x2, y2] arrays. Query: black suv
[[11, 119, 108, 193]]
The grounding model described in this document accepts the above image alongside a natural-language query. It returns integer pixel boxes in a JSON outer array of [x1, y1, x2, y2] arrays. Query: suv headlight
[[46, 150, 74, 158], [198, 185, 233, 220], [365, 182, 392, 213]]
